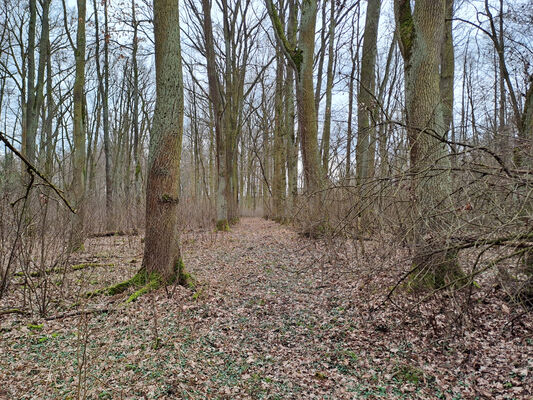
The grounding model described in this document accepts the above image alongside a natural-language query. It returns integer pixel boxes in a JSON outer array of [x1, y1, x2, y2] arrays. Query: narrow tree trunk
[[201, 0, 228, 230], [345, 5, 360, 178], [24, 0, 37, 163], [440, 0, 454, 135], [355, 0, 381, 185], [273, 48, 286, 219], [320, 0, 335, 175], [94, 0, 113, 229], [285, 0, 298, 206], [70, 0, 87, 249], [132, 0, 141, 206]]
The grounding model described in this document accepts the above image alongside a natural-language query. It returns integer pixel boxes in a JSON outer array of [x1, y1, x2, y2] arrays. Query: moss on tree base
[[86, 258, 195, 302], [215, 219, 230, 232]]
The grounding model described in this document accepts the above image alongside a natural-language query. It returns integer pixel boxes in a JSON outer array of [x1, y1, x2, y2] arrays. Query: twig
[[0, 131, 76, 213], [0, 308, 28, 316], [45, 308, 111, 321]]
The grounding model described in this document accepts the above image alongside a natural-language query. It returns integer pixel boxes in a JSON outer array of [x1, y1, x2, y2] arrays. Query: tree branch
[[0, 131, 76, 213]]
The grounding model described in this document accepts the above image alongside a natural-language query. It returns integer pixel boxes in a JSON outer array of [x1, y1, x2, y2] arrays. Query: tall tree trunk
[[440, 0, 455, 171], [267, 0, 323, 196], [132, 0, 141, 206], [314, 0, 327, 116], [94, 0, 113, 229], [285, 0, 298, 206], [24, 0, 37, 163], [296, 0, 323, 195], [345, 5, 360, 178], [440, 0, 454, 135], [320, 0, 335, 175], [355, 0, 381, 185], [201, 0, 228, 230], [142, 0, 186, 283], [103, 0, 113, 229], [273, 48, 286, 219], [44, 18, 54, 177], [396, 0, 462, 287], [70, 0, 87, 249]]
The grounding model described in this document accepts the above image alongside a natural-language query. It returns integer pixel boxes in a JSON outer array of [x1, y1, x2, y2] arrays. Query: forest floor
[[0, 218, 531, 399]]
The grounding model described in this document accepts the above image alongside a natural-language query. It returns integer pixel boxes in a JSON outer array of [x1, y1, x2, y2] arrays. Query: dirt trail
[[1, 218, 531, 399]]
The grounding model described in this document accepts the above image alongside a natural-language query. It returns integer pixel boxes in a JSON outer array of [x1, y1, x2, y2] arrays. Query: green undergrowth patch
[[392, 363, 425, 384]]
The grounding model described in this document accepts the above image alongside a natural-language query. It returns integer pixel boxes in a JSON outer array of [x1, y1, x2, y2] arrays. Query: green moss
[[292, 49, 303, 73], [71, 262, 114, 271], [86, 270, 146, 298], [393, 364, 424, 384], [175, 258, 196, 289], [192, 288, 203, 300], [28, 323, 44, 331], [314, 371, 327, 380], [86, 258, 196, 302], [125, 273, 161, 303], [216, 219, 230, 232], [160, 193, 178, 203]]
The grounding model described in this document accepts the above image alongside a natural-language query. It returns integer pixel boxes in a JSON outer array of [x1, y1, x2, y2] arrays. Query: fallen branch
[[88, 229, 139, 238], [0, 308, 28, 316], [45, 308, 111, 321]]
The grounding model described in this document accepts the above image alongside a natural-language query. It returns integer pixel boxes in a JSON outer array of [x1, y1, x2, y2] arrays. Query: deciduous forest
[[0, 0, 532, 398]]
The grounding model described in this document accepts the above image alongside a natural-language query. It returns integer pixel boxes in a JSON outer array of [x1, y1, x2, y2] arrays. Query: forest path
[[2, 218, 529, 399], [177, 216, 372, 398]]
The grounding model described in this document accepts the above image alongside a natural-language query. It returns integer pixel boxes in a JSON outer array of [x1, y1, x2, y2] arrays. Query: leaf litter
[[0, 218, 531, 399]]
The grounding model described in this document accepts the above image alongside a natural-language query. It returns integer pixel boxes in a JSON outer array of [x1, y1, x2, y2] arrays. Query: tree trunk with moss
[[395, 0, 462, 288], [142, 0, 187, 284]]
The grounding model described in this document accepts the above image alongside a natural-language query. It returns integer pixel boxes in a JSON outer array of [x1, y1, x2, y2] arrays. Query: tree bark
[[285, 0, 298, 206], [266, 0, 323, 196], [70, 0, 87, 249], [320, 0, 335, 175], [355, 0, 381, 185], [395, 0, 462, 287], [201, 0, 228, 230], [273, 47, 286, 220], [142, 0, 186, 283]]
